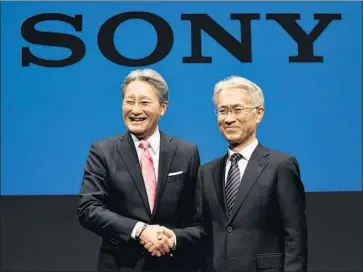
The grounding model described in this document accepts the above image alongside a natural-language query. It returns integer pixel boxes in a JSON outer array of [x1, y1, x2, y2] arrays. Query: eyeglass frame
[[214, 105, 261, 117]]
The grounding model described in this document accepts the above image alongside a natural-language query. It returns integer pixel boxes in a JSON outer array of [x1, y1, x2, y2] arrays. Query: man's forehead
[[218, 103, 245, 108], [124, 93, 151, 99], [217, 92, 250, 104]]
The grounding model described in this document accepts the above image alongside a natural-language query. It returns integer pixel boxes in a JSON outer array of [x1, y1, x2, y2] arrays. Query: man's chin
[[223, 134, 238, 142], [127, 127, 146, 138]]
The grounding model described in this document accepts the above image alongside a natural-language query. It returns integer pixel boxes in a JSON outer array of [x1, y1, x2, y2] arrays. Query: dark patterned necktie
[[225, 153, 243, 216]]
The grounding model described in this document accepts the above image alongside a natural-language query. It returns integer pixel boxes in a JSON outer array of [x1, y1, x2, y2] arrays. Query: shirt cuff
[[131, 221, 146, 239]]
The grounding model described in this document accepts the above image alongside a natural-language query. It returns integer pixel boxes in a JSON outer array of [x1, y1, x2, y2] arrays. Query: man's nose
[[224, 113, 236, 124], [131, 104, 142, 114]]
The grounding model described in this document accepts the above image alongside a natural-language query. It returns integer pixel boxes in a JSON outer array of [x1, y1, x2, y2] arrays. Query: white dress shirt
[[130, 128, 161, 240], [131, 128, 160, 182], [129, 128, 177, 247], [225, 138, 259, 184]]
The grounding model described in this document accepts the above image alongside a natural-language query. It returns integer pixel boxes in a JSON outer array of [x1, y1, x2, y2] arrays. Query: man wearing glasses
[[173, 76, 308, 272]]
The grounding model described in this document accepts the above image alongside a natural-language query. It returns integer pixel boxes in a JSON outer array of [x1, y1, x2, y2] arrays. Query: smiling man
[[77, 69, 204, 272], [174, 75, 308, 272]]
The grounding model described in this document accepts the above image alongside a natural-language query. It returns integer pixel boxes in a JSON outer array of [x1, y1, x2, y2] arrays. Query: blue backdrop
[[1, 2, 362, 195]]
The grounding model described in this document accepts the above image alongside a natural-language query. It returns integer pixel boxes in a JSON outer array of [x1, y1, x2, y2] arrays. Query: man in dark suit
[[77, 69, 204, 271], [169, 76, 308, 272]]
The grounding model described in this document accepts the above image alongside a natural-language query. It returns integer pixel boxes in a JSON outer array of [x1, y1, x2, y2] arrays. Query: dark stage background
[[1, 192, 362, 272]]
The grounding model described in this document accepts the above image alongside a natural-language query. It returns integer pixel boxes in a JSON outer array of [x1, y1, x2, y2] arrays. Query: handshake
[[136, 224, 176, 257]]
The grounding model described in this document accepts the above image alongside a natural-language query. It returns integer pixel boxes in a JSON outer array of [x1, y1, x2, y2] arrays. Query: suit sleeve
[[277, 156, 308, 272], [77, 142, 138, 242], [173, 145, 206, 250]]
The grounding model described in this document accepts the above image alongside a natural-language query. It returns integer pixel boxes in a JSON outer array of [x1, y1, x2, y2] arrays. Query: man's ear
[[160, 101, 168, 116], [256, 107, 264, 124]]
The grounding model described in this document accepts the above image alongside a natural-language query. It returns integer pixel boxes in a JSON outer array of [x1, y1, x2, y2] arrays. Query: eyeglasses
[[215, 106, 259, 117]]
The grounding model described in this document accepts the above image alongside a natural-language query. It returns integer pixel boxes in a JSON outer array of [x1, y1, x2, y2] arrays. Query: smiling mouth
[[130, 117, 147, 123]]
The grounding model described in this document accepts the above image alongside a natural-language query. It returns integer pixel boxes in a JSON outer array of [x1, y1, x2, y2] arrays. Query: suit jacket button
[[227, 226, 233, 233]]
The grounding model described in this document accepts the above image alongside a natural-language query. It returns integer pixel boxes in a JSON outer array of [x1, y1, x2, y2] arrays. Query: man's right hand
[[137, 225, 173, 257], [142, 226, 176, 256]]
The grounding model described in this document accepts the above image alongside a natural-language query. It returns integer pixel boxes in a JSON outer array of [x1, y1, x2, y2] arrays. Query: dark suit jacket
[[77, 131, 205, 271], [179, 144, 308, 272]]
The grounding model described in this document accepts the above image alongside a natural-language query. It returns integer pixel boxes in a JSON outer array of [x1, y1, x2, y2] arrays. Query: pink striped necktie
[[139, 140, 157, 212]]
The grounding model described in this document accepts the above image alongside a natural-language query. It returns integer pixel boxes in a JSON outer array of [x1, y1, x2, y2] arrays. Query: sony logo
[[21, 12, 342, 67]]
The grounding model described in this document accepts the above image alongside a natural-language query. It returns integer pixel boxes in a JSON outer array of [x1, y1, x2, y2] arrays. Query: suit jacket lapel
[[212, 154, 228, 220], [152, 132, 177, 217], [117, 132, 151, 215], [227, 144, 270, 224]]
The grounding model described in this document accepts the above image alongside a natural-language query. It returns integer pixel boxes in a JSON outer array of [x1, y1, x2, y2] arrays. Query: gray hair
[[213, 76, 265, 108], [121, 69, 169, 103]]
